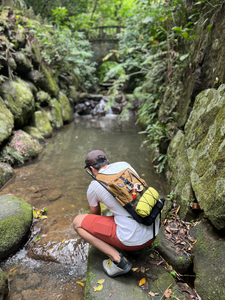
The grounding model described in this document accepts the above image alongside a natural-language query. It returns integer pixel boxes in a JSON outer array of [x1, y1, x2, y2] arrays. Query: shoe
[[102, 253, 132, 277]]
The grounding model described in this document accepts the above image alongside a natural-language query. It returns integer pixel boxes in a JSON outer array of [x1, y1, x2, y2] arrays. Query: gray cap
[[84, 150, 107, 169]]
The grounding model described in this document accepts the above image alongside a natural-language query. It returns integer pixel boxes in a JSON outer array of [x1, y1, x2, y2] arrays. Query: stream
[[0, 115, 166, 300]]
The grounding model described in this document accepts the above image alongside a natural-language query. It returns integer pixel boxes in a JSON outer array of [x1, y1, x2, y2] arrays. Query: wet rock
[[14, 278, 26, 292], [36, 91, 51, 107], [30, 111, 53, 138], [0, 97, 14, 145], [22, 126, 46, 146], [27, 70, 43, 86], [153, 225, 192, 274], [57, 92, 73, 123], [0, 195, 32, 260], [43, 99, 63, 130], [166, 130, 195, 220], [47, 190, 62, 201], [111, 102, 122, 114], [13, 52, 32, 73], [26, 273, 41, 288], [4, 130, 43, 164], [0, 163, 14, 189], [190, 220, 225, 300], [185, 85, 225, 230], [0, 78, 35, 128], [0, 268, 8, 300]]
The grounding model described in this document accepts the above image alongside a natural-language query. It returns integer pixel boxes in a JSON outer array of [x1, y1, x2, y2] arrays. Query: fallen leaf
[[149, 291, 156, 296], [139, 278, 146, 286], [10, 265, 19, 273], [132, 267, 139, 272], [141, 174, 145, 176], [94, 284, 103, 291], [176, 205, 180, 214], [34, 236, 42, 242], [62, 208, 64, 210], [76, 281, 84, 287], [62, 239, 65, 242], [109, 290, 115, 297], [140, 266, 145, 273], [97, 279, 105, 284], [71, 205, 74, 207], [164, 288, 172, 298], [150, 254, 154, 259]]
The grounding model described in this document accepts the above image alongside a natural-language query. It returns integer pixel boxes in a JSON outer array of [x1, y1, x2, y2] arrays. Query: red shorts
[[81, 214, 155, 251]]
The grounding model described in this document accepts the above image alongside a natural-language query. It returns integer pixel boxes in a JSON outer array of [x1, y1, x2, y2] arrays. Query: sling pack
[[86, 168, 165, 235]]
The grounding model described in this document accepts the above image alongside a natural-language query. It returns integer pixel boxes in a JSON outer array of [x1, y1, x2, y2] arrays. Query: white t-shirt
[[87, 162, 159, 246]]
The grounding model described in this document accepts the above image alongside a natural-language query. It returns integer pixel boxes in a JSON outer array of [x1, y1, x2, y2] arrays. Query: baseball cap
[[84, 150, 107, 169]]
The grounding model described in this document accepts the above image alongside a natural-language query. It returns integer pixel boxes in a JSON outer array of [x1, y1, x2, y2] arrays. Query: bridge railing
[[86, 26, 126, 41]]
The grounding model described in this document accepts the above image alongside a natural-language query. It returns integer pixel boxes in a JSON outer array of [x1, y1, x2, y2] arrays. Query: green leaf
[[181, 31, 189, 38], [170, 270, 176, 278], [180, 53, 189, 61], [34, 236, 42, 242]]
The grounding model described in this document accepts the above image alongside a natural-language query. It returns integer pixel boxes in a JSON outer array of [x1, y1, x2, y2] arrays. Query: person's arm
[[90, 202, 101, 215]]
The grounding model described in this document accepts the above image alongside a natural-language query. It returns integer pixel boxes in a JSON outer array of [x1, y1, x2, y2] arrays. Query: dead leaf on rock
[[164, 288, 172, 298], [140, 266, 145, 273], [139, 278, 146, 286], [109, 290, 115, 297]]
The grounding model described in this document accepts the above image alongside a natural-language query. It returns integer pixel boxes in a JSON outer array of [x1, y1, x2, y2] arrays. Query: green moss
[[0, 196, 32, 256], [40, 64, 59, 98]]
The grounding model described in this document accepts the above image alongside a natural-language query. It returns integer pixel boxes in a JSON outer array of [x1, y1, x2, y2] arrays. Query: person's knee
[[73, 214, 87, 231]]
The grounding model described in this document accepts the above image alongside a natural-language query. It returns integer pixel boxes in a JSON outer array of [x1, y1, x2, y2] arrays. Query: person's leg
[[73, 214, 121, 263]]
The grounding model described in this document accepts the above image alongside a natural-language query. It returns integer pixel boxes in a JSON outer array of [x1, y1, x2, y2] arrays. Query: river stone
[[30, 111, 53, 138], [36, 91, 51, 107], [0, 195, 33, 260], [185, 85, 225, 230], [190, 220, 225, 299], [0, 268, 8, 300], [57, 92, 73, 123], [0, 78, 35, 128], [14, 52, 33, 73], [47, 190, 62, 201], [22, 126, 45, 146], [0, 163, 14, 189], [0, 97, 14, 145], [153, 225, 192, 274], [166, 130, 194, 220], [6, 130, 43, 164], [42, 99, 63, 130]]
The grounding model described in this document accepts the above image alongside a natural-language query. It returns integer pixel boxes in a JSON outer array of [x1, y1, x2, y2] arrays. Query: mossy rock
[[30, 111, 53, 138], [36, 91, 51, 107], [190, 221, 225, 300], [14, 51, 33, 73], [0, 194, 32, 260], [40, 63, 59, 98], [185, 85, 225, 230], [0, 163, 14, 189], [43, 99, 63, 130], [166, 130, 195, 220], [0, 97, 14, 145], [0, 78, 35, 128], [57, 92, 73, 123], [5, 129, 43, 164], [22, 126, 45, 145], [13, 24, 26, 49], [0, 268, 8, 300], [25, 36, 41, 68]]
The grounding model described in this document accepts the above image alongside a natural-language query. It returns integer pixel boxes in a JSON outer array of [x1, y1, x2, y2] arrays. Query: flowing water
[[0, 115, 166, 300]]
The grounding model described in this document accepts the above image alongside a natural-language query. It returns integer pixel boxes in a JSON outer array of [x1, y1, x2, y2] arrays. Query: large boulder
[[22, 126, 45, 145], [0, 269, 8, 300], [36, 91, 51, 107], [0, 97, 14, 145], [3, 130, 43, 165], [190, 220, 225, 300], [14, 52, 33, 73], [43, 99, 63, 130], [30, 111, 53, 138], [185, 85, 225, 230], [0, 195, 33, 260], [57, 92, 73, 123], [0, 78, 35, 128], [0, 163, 14, 189], [166, 130, 195, 220]]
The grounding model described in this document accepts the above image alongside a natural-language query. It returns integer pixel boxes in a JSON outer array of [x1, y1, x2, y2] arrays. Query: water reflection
[[0, 115, 166, 300]]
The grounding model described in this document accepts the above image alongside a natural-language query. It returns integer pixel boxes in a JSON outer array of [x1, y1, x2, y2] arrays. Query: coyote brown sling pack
[[86, 168, 165, 236]]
